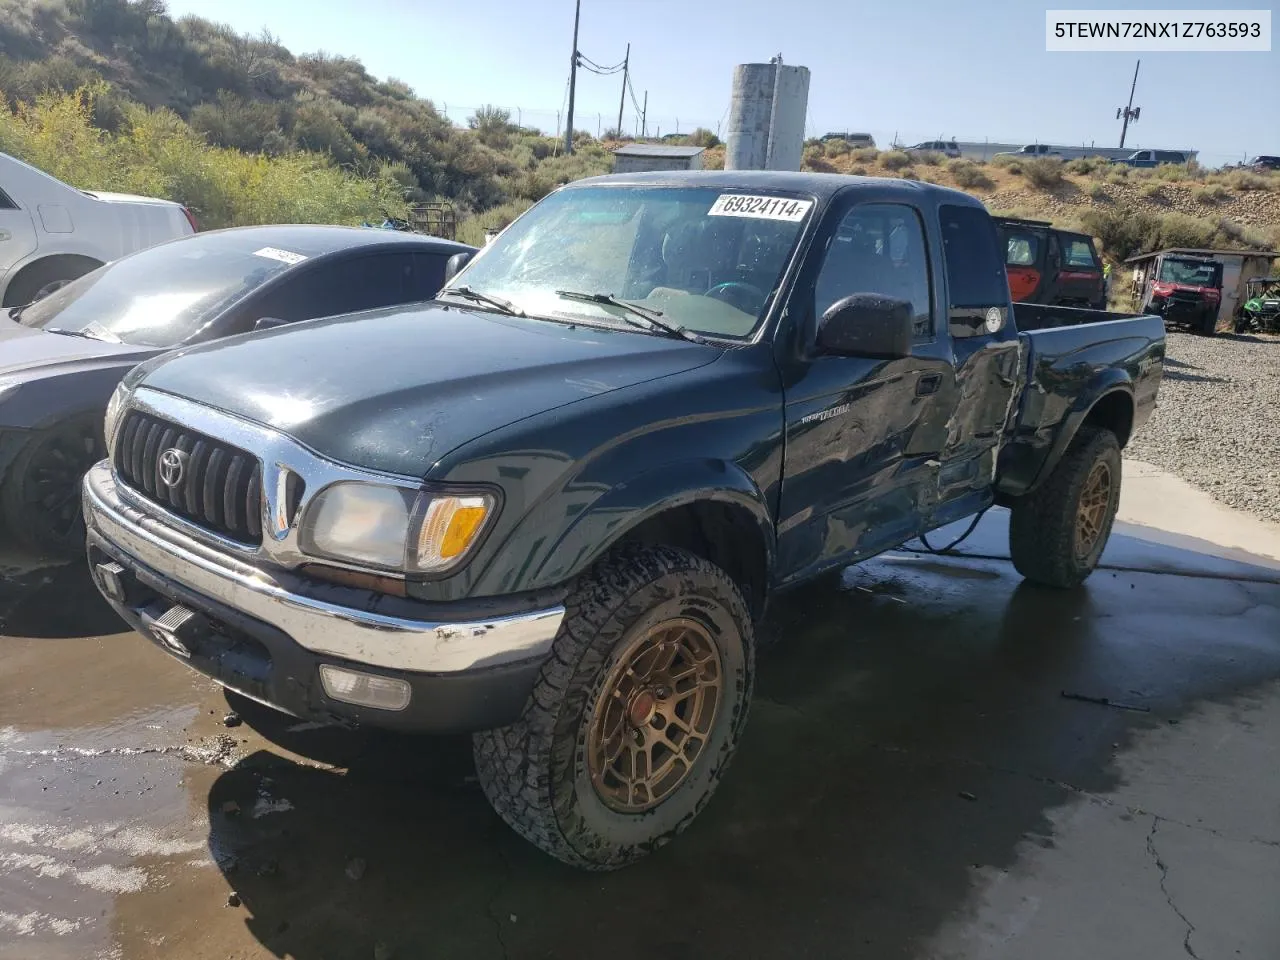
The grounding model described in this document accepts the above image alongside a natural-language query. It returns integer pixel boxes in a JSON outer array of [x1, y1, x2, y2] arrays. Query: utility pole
[[1116, 59, 1141, 149], [564, 0, 581, 154], [641, 90, 647, 138], [615, 42, 630, 137]]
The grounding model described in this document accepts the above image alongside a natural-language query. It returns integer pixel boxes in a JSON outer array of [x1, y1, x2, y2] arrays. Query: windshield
[[1158, 259, 1220, 287], [443, 185, 814, 339], [16, 232, 303, 347]]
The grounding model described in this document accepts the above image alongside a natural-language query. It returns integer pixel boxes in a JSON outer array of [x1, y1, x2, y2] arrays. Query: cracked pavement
[[2, 462, 1280, 960]]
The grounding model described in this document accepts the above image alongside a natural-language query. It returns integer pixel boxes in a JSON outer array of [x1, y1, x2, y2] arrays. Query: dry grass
[[880, 150, 912, 171], [1022, 157, 1065, 189], [1193, 183, 1231, 204], [948, 159, 993, 190]]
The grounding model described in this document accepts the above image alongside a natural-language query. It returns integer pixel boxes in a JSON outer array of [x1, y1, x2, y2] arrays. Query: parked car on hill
[[85, 171, 1163, 870], [994, 144, 1063, 159], [1116, 149, 1188, 168], [0, 224, 473, 558], [909, 140, 960, 158], [0, 152, 196, 307], [821, 132, 876, 148], [1247, 156, 1280, 172]]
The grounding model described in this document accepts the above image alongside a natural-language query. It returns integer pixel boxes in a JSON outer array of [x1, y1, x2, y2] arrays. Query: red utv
[[1139, 255, 1223, 335], [994, 217, 1106, 310]]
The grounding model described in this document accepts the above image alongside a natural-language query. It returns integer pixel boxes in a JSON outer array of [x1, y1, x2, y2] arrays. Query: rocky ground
[[983, 180, 1280, 235], [1127, 331, 1280, 524]]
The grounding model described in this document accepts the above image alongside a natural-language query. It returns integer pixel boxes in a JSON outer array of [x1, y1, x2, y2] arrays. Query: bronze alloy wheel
[[587, 617, 724, 814], [1074, 460, 1112, 560]]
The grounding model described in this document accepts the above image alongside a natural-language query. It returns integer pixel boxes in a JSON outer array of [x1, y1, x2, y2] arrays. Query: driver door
[[775, 199, 949, 585]]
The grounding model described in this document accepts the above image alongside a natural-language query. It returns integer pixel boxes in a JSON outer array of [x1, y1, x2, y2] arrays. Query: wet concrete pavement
[[2, 463, 1279, 960]]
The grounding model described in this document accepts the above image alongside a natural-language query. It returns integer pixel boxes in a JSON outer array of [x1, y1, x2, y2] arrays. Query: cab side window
[[939, 204, 1009, 309], [1062, 237, 1097, 268], [813, 203, 933, 339]]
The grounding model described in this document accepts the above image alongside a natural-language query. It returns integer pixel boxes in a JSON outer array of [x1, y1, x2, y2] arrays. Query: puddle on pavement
[[0, 578, 248, 960]]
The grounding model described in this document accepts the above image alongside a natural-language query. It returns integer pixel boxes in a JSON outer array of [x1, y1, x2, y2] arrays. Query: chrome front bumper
[[82, 461, 564, 674]]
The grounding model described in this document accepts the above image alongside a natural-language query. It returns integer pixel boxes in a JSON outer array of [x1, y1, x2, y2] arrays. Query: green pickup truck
[[83, 171, 1164, 869]]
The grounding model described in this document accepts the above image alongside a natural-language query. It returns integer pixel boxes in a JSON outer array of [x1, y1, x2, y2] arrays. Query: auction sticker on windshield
[[253, 247, 309, 266], [708, 194, 813, 221]]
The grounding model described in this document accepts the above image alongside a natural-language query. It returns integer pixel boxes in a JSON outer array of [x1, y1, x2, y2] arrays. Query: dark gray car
[[0, 224, 474, 558]]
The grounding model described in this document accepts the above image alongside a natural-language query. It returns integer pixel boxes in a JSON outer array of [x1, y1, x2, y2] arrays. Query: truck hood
[[138, 302, 723, 478], [0, 314, 155, 380]]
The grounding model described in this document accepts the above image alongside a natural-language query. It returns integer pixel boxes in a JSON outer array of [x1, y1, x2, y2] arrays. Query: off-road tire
[[1, 416, 105, 559], [1009, 426, 1122, 589], [473, 544, 755, 870]]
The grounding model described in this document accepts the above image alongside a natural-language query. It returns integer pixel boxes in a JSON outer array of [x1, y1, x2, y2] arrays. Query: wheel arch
[[1022, 382, 1135, 498], [491, 460, 776, 619], [2, 253, 103, 306]]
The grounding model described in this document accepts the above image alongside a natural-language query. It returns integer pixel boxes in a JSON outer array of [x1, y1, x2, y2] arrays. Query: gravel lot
[[1127, 330, 1280, 524]]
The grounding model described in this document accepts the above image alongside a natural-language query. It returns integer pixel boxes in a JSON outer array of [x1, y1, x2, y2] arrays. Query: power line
[[577, 52, 625, 74], [626, 73, 644, 117]]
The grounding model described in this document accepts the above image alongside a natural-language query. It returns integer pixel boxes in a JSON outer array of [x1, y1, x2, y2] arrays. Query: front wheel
[[1, 417, 105, 559], [473, 544, 754, 870], [1008, 426, 1122, 589]]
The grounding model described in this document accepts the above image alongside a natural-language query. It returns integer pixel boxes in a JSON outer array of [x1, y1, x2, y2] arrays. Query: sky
[[164, 0, 1278, 166]]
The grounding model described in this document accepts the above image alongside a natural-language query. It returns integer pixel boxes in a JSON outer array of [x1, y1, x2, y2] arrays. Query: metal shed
[[1124, 247, 1280, 332], [612, 144, 706, 174]]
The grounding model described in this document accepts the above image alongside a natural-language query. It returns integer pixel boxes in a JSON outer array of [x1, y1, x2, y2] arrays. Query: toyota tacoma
[[83, 172, 1165, 870]]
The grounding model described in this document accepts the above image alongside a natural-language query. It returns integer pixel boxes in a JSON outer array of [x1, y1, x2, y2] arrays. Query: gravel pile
[[1126, 331, 1280, 524]]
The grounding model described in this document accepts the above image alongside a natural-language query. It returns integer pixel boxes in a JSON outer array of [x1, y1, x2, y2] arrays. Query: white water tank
[[725, 58, 810, 172]]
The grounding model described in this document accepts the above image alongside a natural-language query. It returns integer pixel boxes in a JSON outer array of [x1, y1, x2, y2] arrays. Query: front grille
[[115, 410, 263, 544]]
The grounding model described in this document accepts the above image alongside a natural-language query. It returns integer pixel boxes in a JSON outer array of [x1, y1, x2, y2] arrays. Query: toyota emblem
[[158, 448, 188, 487]]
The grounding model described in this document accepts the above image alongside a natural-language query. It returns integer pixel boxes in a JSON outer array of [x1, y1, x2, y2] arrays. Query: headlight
[[299, 482, 496, 574], [103, 381, 130, 452]]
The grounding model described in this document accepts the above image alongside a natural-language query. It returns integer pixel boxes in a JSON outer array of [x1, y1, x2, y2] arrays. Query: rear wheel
[[473, 544, 754, 870], [2, 257, 100, 307], [1, 416, 105, 559], [1008, 426, 1122, 589]]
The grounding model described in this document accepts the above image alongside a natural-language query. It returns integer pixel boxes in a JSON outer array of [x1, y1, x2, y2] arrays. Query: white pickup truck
[[0, 152, 196, 307]]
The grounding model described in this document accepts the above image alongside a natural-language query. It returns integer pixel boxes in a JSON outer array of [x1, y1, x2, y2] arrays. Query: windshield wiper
[[554, 290, 705, 343], [45, 324, 120, 343], [439, 285, 524, 317]]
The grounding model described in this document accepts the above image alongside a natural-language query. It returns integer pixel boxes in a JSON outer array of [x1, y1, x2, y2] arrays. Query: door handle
[[916, 373, 942, 396], [0, 230, 11, 241]]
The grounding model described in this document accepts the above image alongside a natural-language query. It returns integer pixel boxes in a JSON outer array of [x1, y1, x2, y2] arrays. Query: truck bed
[[1013, 302, 1150, 331], [997, 307, 1166, 498]]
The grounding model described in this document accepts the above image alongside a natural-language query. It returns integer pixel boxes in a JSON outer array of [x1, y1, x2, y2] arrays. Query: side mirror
[[443, 251, 475, 285], [816, 294, 914, 359], [253, 316, 289, 332]]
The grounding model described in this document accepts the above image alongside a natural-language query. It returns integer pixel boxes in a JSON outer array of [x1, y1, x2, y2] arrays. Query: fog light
[[318, 665, 411, 711], [95, 561, 127, 603]]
